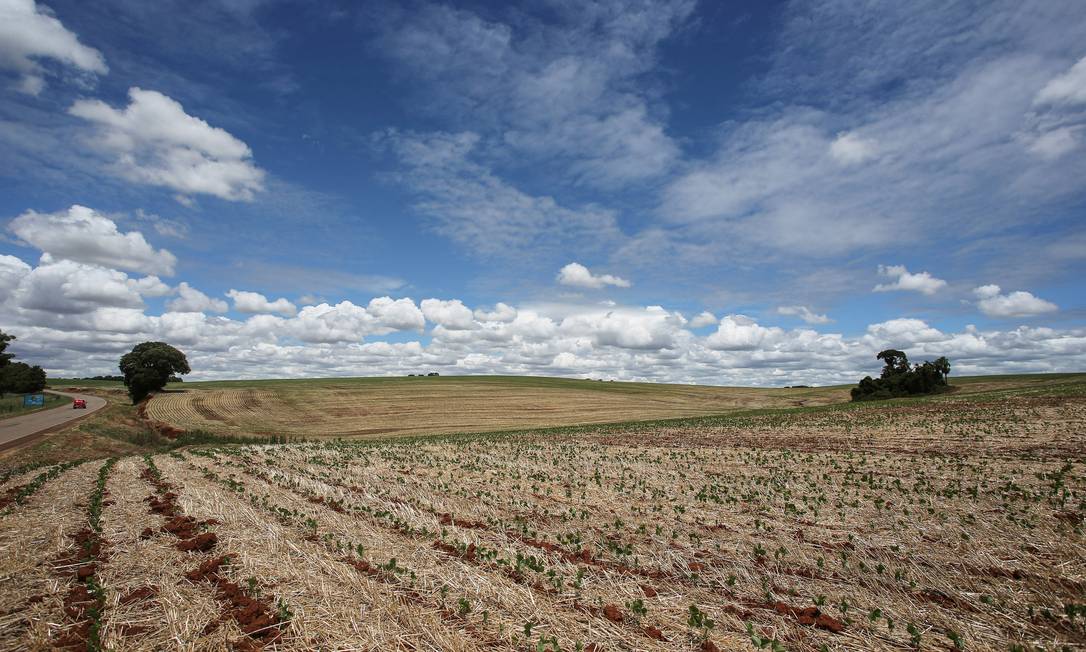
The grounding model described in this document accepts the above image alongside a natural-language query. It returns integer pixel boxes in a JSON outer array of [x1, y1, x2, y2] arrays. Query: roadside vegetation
[[0, 392, 66, 417]]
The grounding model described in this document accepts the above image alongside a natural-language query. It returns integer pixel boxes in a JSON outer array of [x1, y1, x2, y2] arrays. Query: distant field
[[130, 372, 1086, 439], [140, 375, 849, 438]]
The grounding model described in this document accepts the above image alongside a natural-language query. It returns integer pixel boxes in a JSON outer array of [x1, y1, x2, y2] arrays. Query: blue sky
[[0, 0, 1084, 384]]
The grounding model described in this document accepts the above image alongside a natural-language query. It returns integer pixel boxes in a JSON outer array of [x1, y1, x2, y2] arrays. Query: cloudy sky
[[1, 0, 1084, 385]]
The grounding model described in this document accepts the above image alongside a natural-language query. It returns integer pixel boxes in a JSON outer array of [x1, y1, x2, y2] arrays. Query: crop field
[[141, 376, 850, 438], [0, 376, 1083, 650]]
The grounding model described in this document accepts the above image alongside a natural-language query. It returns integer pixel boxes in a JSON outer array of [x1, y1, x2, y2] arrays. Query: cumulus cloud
[[0, 0, 107, 94], [688, 311, 717, 328], [227, 289, 296, 316], [864, 318, 946, 344], [777, 305, 832, 324], [973, 284, 1058, 318], [559, 305, 687, 350], [128, 276, 172, 298], [873, 265, 947, 295], [0, 250, 1082, 385], [474, 302, 517, 323], [556, 262, 631, 289], [16, 258, 144, 315], [69, 88, 265, 202], [1035, 56, 1086, 106], [287, 297, 425, 343], [706, 315, 784, 351], [421, 298, 476, 330], [829, 132, 877, 165], [167, 282, 228, 313], [8, 205, 177, 275], [0, 254, 31, 303]]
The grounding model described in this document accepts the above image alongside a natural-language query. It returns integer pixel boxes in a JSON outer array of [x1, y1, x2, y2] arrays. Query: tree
[[0, 362, 47, 396], [851, 350, 951, 402], [876, 349, 910, 378], [933, 356, 951, 379], [0, 330, 48, 397], [119, 342, 191, 404], [0, 330, 14, 368]]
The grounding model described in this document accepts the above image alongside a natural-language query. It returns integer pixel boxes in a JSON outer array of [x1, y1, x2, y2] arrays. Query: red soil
[[185, 556, 286, 648], [602, 604, 623, 622], [119, 586, 158, 605]]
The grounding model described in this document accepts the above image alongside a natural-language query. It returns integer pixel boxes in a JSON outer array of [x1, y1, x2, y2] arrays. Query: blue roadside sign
[[23, 394, 45, 407]]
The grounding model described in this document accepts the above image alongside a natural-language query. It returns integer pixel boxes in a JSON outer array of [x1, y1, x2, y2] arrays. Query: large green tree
[[119, 342, 191, 404], [0, 363, 47, 396], [0, 330, 48, 397]]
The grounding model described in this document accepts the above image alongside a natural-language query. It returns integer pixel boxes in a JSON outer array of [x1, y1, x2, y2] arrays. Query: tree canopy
[[0, 330, 47, 397], [0, 363, 47, 396], [0, 330, 15, 368], [119, 341, 191, 404], [851, 350, 951, 401]]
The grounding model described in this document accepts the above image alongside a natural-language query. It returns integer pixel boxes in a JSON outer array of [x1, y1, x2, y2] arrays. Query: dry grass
[[143, 375, 844, 438], [0, 376, 1081, 650]]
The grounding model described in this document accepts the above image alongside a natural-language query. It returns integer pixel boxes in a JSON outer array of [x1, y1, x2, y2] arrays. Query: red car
[[73, 399, 87, 409]]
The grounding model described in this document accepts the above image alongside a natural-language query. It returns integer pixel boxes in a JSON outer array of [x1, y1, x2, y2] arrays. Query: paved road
[[0, 391, 106, 448]]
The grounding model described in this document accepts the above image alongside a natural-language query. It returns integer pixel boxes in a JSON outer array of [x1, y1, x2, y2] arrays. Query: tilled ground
[[0, 391, 1082, 650]]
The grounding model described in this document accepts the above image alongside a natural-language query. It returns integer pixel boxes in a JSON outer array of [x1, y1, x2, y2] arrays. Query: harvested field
[[144, 376, 851, 438], [141, 374, 1079, 439], [0, 375, 1082, 650]]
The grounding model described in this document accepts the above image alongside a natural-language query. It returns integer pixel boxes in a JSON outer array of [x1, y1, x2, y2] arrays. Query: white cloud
[[8, 205, 177, 275], [364, 297, 427, 332], [558, 305, 686, 350], [0, 0, 107, 94], [15, 258, 143, 315], [829, 132, 877, 165], [287, 298, 425, 343], [377, 1, 693, 187], [873, 265, 947, 295], [864, 318, 946, 344], [777, 305, 832, 324], [1035, 56, 1086, 106], [688, 311, 717, 328], [227, 289, 297, 317], [421, 298, 476, 330], [659, 2, 1086, 262], [167, 282, 228, 313], [556, 262, 631, 289], [973, 284, 1058, 318], [705, 315, 784, 351], [0, 252, 1082, 385], [0, 254, 31, 304], [68, 87, 265, 202], [127, 276, 172, 298], [474, 302, 517, 323]]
